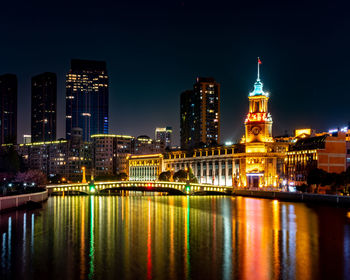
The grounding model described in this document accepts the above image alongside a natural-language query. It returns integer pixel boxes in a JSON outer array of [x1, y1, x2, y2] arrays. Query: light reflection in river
[[0, 195, 350, 279]]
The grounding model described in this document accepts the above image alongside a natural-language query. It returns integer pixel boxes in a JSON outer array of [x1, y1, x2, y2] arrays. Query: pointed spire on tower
[[250, 57, 268, 97], [257, 57, 262, 81]]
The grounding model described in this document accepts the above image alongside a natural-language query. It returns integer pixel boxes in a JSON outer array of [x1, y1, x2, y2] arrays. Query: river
[[1, 195, 350, 279]]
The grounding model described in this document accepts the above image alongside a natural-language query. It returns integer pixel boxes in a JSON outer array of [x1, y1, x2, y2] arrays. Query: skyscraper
[[0, 74, 17, 144], [65, 59, 109, 142], [180, 77, 220, 149], [155, 127, 172, 149], [31, 72, 57, 142]]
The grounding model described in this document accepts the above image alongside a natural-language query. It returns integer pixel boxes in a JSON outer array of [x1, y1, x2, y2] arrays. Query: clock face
[[251, 126, 261, 135]]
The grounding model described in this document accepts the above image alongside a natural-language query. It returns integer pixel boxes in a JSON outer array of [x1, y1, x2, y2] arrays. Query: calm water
[[1, 195, 350, 280]]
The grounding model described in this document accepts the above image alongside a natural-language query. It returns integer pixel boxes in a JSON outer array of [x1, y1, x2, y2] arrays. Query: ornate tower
[[240, 58, 278, 189], [244, 58, 273, 149]]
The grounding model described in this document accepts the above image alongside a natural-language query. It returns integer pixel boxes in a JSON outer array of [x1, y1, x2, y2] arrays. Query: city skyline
[[1, 0, 350, 145]]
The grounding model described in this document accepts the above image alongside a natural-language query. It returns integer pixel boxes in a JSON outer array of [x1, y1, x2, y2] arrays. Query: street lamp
[[81, 166, 87, 183]]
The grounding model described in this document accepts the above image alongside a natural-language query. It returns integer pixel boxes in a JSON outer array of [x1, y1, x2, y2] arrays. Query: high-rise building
[[180, 90, 195, 149], [180, 77, 220, 149], [0, 74, 17, 144], [91, 134, 135, 176], [155, 127, 172, 149], [66, 59, 109, 142], [31, 72, 57, 142]]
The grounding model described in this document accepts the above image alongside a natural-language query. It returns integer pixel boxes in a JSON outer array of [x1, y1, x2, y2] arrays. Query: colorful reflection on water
[[1, 196, 350, 279]]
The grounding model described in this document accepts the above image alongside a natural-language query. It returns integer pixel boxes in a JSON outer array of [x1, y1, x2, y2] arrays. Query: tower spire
[[250, 57, 267, 97], [257, 57, 262, 81]]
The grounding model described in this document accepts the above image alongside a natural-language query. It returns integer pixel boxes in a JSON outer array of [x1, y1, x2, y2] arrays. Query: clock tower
[[244, 58, 273, 147], [240, 58, 278, 189]]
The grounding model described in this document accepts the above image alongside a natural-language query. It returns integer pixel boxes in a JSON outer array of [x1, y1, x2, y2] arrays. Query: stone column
[[218, 161, 222, 186], [212, 160, 216, 185], [206, 161, 210, 183], [200, 161, 204, 183], [225, 160, 229, 186]]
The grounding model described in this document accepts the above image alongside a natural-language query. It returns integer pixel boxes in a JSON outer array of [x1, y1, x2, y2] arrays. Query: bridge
[[47, 181, 232, 195]]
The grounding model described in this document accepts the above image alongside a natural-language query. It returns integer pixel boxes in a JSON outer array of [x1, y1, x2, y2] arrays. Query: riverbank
[[231, 189, 350, 207], [0, 190, 48, 212]]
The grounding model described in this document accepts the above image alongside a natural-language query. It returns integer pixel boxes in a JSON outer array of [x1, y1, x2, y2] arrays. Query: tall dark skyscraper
[[31, 72, 57, 142], [0, 74, 17, 144], [180, 90, 196, 149], [65, 59, 109, 142], [180, 77, 220, 149]]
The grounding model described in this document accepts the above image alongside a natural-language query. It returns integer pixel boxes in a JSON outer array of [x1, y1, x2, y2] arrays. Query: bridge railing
[[47, 181, 231, 194]]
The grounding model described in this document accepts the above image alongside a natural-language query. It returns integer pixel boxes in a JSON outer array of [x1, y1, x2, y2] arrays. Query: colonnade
[[166, 159, 239, 187], [129, 165, 159, 181]]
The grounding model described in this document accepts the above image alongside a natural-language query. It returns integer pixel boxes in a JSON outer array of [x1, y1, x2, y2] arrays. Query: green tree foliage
[[173, 170, 188, 182], [307, 167, 349, 194], [159, 171, 171, 181], [116, 172, 128, 181], [307, 168, 326, 193], [173, 169, 198, 183], [188, 168, 198, 183]]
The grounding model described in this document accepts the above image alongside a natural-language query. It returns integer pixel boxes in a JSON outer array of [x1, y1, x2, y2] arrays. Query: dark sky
[[1, 0, 350, 144]]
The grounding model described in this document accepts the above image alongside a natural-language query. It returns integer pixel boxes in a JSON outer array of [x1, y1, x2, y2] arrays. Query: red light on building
[[245, 112, 267, 123]]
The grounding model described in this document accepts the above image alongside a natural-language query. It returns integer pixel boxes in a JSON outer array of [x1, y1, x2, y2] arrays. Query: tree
[[159, 171, 171, 181], [307, 168, 326, 193], [15, 170, 47, 186], [173, 170, 188, 182], [188, 167, 198, 183], [116, 172, 128, 181]]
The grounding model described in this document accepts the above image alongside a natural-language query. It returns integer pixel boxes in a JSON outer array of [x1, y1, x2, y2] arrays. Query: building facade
[[180, 77, 220, 149], [65, 59, 109, 141], [0, 74, 17, 144], [129, 64, 287, 188], [286, 132, 347, 185], [91, 134, 135, 177], [16, 132, 92, 182], [31, 72, 57, 142], [128, 154, 164, 181], [155, 127, 172, 149], [134, 135, 159, 155]]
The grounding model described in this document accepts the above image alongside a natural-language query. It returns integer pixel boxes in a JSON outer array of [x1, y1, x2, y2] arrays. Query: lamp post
[[82, 166, 87, 183]]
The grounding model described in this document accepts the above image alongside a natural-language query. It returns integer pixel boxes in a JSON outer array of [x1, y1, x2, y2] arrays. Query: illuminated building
[[16, 130, 92, 182], [127, 154, 164, 181], [23, 134, 31, 144], [180, 77, 220, 149], [163, 146, 243, 186], [91, 134, 134, 176], [286, 131, 347, 185], [294, 128, 314, 139], [240, 62, 287, 188], [65, 59, 109, 141], [128, 62, 287, 187], [155, 127, 172, 149], [135, 135, 158, 155], [31, 72, 57, 142], [0, 74, 17, 144]]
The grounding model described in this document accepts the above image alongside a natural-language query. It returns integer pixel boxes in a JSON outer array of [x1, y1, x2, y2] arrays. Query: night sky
[[1, 0, 349, 145]]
